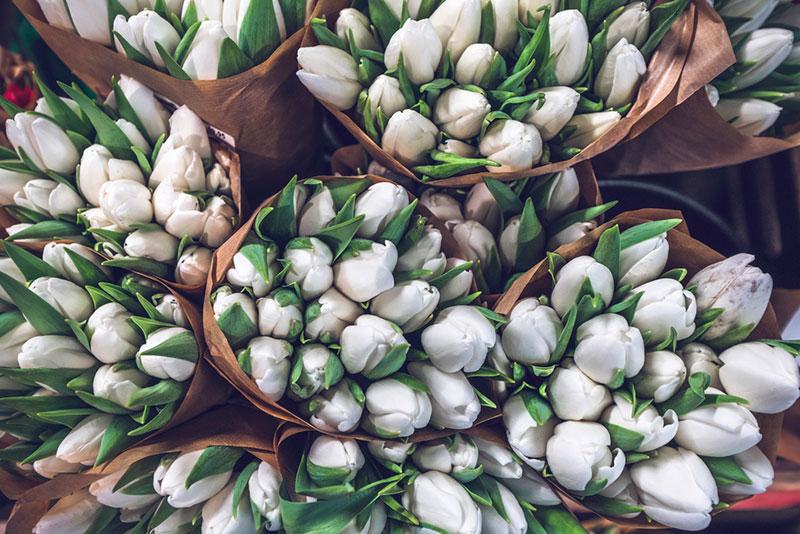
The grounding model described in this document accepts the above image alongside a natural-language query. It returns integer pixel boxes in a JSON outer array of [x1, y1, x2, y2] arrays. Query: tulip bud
[[716, 97, 782, 137], [37, 0, 75, 31], [365, 75, 408, 122], [90, 468, 160, 510], [175, 246, 212, 286], [52, 183, 87, 219], [93, 362, 153, 409], [384, 18, 443, 85], [464, 182, 501, 234], [150, 145, 205, 191], [354, 182, 410, 239], [333, 240, 397, 302], [137, 326, 198, 381], [14, 179, 53, 215], [165, 104, 212, 163], [635, 350, 687, 402], [297, 45, 361, 109], [368, 440, 415, 464], [550, 359, 612, 420], [153, 294, 188, 328], [226, 241, 280, 297], [288, 343, 342, 400], [448, 219, 499, 271], [256, 289, 303, 340], [181, 0, 223, 22], [501, 298, 561, 365], [56, 414, 113, 465], [677, 343, 721, 388], [29, 277, 93, 322], [548, 10, 589, 85], [304, 287, 362, 343], [123, 228, 179, 263], [524, 86, 580, 141], [116, 117, 151, 154], [155, 449, 233, 508], [298, 187, 337, 236], [32, 456, 82, 479], [305, 379, 364, 432], [479, 119, 543, 173], [32, 490, 104, 533], [455, 43, 497, 85], [64, 0, 112, 43], [113, 76, 170, 143], [84, 302, 144, 363], [602, 393, 679, 452], [718, 342, 800, 414], [5, 113, 80, 174], [632, 278, 697, 343], [364, 377, 432, 437], [551, 255, 614, 317], [504, 465, 562, 506], [429, 0, 481, 62], [439, 258, 475, 302], [402, 472, 481, 533], [433, 87, 491, 140], [547, 421, 625, 493], [249, 461, 282, 530], [340, 315, 409, 376], [469, 436, 521, 479], [396, 225, 447, 277], [732, 28, 794, 90], [283, 237, 334, 300], [372, 280, 440, 332], [595, 469, 642, 519], [42, 242, 111, 285], [408, 362, 480, 429], [439, 139, 477, 157], [336, 8, 380, 50], [595, 38, 647, 108], [381, 109, 439, 167], [502, 394, 556, 468], [705, 84, 720, 108], [243, 336, 293, 401], [422, 305, 495, 372], [550, 220, 597, 250], [563, 111, 622, 148], [114, 10, 181, 68], [98, 179, 154, 231], [618, 232, 668, 288], [607, 2, 650, 49], [78, 145, 145, 206], [18, 335, 96, 370], [179, 20, 227, 80], [481, 480, 528, 534], [0, 320, 37, 367], [0, 168, 31, 207], [307, 435, 365, 485], [214, 285, 258, 329], [719, 445, 774, 497], [574, 314, 645, 386], [630, 447, 718, 530], [412, 433, 479, 475], [518, 0, 558, 22], [81, 207, 118, 231]]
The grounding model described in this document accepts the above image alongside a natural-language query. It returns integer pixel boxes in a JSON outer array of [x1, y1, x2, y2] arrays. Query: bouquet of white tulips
[[0, 242, 218, 487], [206, 175, 509, 439], [0, 74, 239, 289], [297, 0, 690, 181], [489, 211, 799, 531]]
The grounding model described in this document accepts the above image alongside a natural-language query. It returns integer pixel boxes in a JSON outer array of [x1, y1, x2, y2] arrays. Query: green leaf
[[0, 367, 87, 395], [593, 225, 621, 281], [0, 415, 50, 441], [479, 1, 495, 45], [76, 391, 133, 414], [185, 446, 243, 488], [238, 0, 282, 64], [112, 78, 151, 142], [3, 241, 61, 280], [515, 198, 546, 272], [139, 330, 199, 363], [484, 177, 523, 215], [520, 389, 553, 426], [280, 0, 307, 35], [549, 201, 618, 235], [33, 72, 92, 137], [63, 248, 109, 285], [128, 402, 176, 436], [605, 423, 645, 451], [128, 380, 184, 407], [6, 219, 83, 241], [218, 38, 255, 78], [620, 219, 682, 249], [0, 395, 86, 415], [95, 415, 139, 465], [583, 496, 642, 518], [315, 215, 365, 259], [0, 271, 72, 335], [102, 257, 172, 280], [260, 176, 299, 243], [640, 0, 690, 59], [0, 95, 23, 117], [21, 427, 70, 464], [232, 461, 260, 517], [429, 260, 473, 289], [702, 456, 753, 487], [35, 407, 98, 427], [363, 344, 409, 380], [2, 204, 49, 224], [550, 304, 577, 364], [657, 372, 710, 416], [156, 42, 192, 80], [327, 178, 371, 210], [216, 302, 258, 349], [368, 0, 401, 46], [379, 200, 418, 245]]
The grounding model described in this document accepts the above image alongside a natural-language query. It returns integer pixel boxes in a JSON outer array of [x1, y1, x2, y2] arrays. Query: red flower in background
[[3, 82, 34, 109]]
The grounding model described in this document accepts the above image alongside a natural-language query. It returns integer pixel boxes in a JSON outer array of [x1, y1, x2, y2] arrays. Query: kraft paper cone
[[597, 89, 800, 175], [306, 0, 728, 187], [493, 208, 784, 529], [11, 0, 320, 197]]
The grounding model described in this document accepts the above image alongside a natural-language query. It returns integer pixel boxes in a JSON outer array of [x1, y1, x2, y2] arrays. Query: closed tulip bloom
[[689, 254, 772, 343], [32, 456, 82, 479], [381, 109, 439, 167], [607, 2, 650, 49], [676, 388, 761, 457], [430, 0, 481, 62], [354, 182, 409, 239], [437, 258, 474, 303], [308, 435, 364, 484], [156, 449, 233, 508], [618, 232, 668, 288], [408, 362, 480, 429], [502, 394, 556, 467], [363, 378, 432, 437], [636, 351, 687, 402], [114, 10, 181, 68], [464, 182, 502, 234], [705, 84, 720, 107], [86, 302, 144, 363], [433, 88, 491, 140], [481, 480, 527, 534], [56, 414, 113, 465], [518, 0, 558, 22], [257, 290, 303, 339], [214, 286, 258, 327], [550, 359, 612, 420], [422, 305, 495, 372], [93, 363, 152, 408], [718, 342, 800, 414], [563, 110, 622, 148], [630, 447, 718, 530], [29, 277, 93, 322], [10, 179, 51, 214], [248, 462, 282, 530], [114, 76, 170, 142], [99, 179, 154, 231], [396, 226, 447, 276], [284, 237, 334, 299], [150, 145, 205, 191], [372, 280, 439, 332], [288, 344, 341, 400], [384, 0, 422, 18], [226, 243, 279, 297], [340, 315, 408, 375], [154, 294, 188, 328], [0, 168, 31, 207], [305, 379, 364, 432], [547, 421, 625, 492], [181, 0, 223, 21], [412, 433, 478, 474], [304, 287, 362, 343], [595, 38, 647, 108], [439, 139, 477, 157], [455, 43, 497, 85], [471, 436, 522, 479], [7, 113, 79, 175], [384, 19, 443, 84], [37, 0, 75, 31], [549, 10, 589, 85], [180, 20, 227, 80], [677, 343, 722, 388], [18, 335, 96, 369], [246, 336, 293, 401], [402, 471, 481, 533], [124, 229, 179, 263], [523, 86, 580, 141], [32, 490, 104, 534], [64, 0, 112, 43], [0, 320, 37, 367], [448, 220, 499, 273], [91, 470, 159, 512], [632, 278, 697, 343], [498, 216, 525, 268], [297, 45, 361, 109], [732, 28, 794, 90], [719, 445, 774, 497], [501, 298, 562, 365], [137, 326, 197, 381], [334, 240, 397, 302], [602, 393, 679, 452], [336, 8, 379, 50], [716, 98, 782, 136], [297, 188, 336, 237], [0, 256, 25, 296], [547, 220, 596, 250], [597, 470, 642, 518], [47, 182, 84, 218], [574, 313, 645, 386], [368, 440, 415, 464], [482, 0, 517, 52], [504, 465, 562, 506], [551, 255, 615, 316], [479, 119, 543, 172], [79, 145, 145, 206], [116, 117, 151, 155], [82, 207, 118, 230], [366, 75, 408, 120], [719, 0, 779, 37], [42, 242, 111, 285]]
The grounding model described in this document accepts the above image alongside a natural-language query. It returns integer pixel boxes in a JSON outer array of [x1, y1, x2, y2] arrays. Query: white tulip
[[149, 145, 205, 190], [50, 183, 86, 219], [297, 45, 361, 109], [226, 242, 279, 297], [99, 179, 153, 231], [430, 0, 482, 62], [677, 343, 722, 388], [381, 109, 439, 167], [518, 0, 558, 22], [636, 350, 687, 402], [550, 359, 612, 421], [481, 0, 517, 52], [597, 469, 641, 518], [114, 76, 170, 143], [248, 462, 282, 530], [439, 258, 475, 302], [222, 0, 287, 46], [32, 490, 104, 534], [502, 394, 556, 468], [342, 504, 387, 534], [549, 10, 589, 85], [479, 119, 543, 172], [471, 435, 522, 479], [548, 220, 596, 250], [56, 414, 113, 465], [154, 294, 188, 327], [93, 362, 152, 409], [78, 145, 144, 206], [632, 278, 697, 343], [298, 187, 337, 236], [364, 377, 432, 437], [288, 343, 340, 400], [563, 111, 622, 148], [256, 290, 303, 339], [523, 86, 580, 141], [201, 480, 254, 533], [630, 447, 718, 530], [307, 435, 364, 484], [551, 255, 614, 316], [574, 313, 645, 386], [455, 43, 496, 85], [37, 0, 75, 31], [113, 10, 181, 68], [32, 455, 82, 479], [688, 253, 773, 343], [407, 362, 480, 429], [412, 433, 478, 475], [372, 280, 440, 332], [354, 182, 409, 239], [464, 182, 501, 234], [156, 449, 232, 508], [705, 83, 720, 107], [116, 117, 151, 154], [607, 2, 650, 49], [384, 0, 422, 18], [501, 298, 562, 365], [547, 421, 625, 492], [246, 336, 293, 401], [719, 445, 774, 497], [0, 319, 36, 367], [5, 113, 79, 174], [151, 505, 201, 533], [340, 314, 408, 376], [305, 379, 364, 433], [733, 28, 794, 90], [90, 469, 159, 510], [164, 104, 213, 163], [448, 220, 499, 273], [63, 0, 112, 43], [618, 232, 669, 288], [716, 97, 782, 136], [84, 302, 143, 363], [675, 387, 762, 457], [333, 240, 397, 302], [364, 75, 407, 121], [14, 179, 57, 215], [396, 225, 446, 277], [29, 277, 93, 322], [213, 286, 258, 327], [433, 88, 491, 140], [0, 168, 31, 207], [81, 207, 118, 230], [438, 139, 477, 157], [402, 472, 482, 533], [304, 287, 362, 343], [422, 305, 495, 372], [41, 242, 110, 285], [368, 440, 415, 464], [602, 393, 678, 452], [181, 0, 223, 21], [481, 480, 528, 534], [180, 20, 227, 80], [284, 237, 334, 300], [595, 38, 647, 108], [503, 465, 562, 506], [718, 342, 800, 414], [18, 335, 96, 370], [384, 19, 443, 85], [123, 228, 179, 263], [137, 326, 198, 381], [336, 8, 380, 50]]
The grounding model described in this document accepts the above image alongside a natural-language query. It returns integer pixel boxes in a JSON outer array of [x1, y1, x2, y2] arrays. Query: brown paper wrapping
[[493, 208, 785, 528], [7, 404, 279, 533], [597, 89, 800, 176], [307, 0, 731, 187], [11, 0, 321, 196]]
